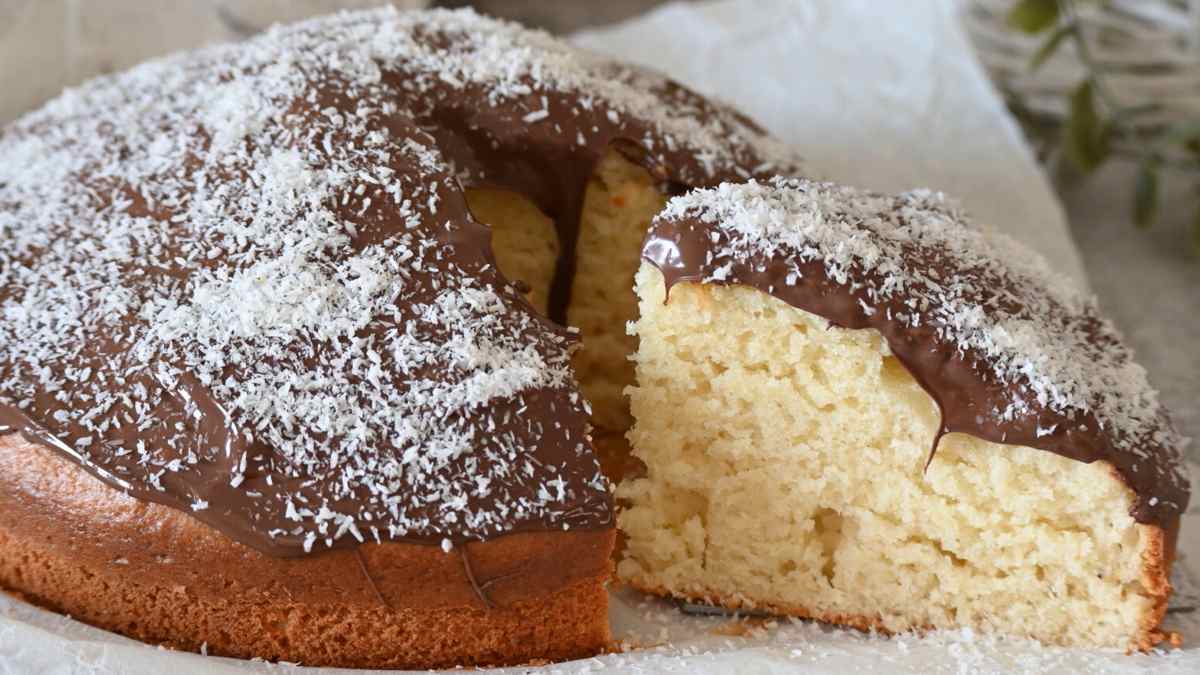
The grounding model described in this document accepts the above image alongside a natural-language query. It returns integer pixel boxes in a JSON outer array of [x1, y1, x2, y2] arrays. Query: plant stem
[[1057, 0, 1122, 112]]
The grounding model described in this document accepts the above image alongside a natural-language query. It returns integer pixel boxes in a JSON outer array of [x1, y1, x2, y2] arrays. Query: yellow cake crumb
[[569, 150, 668, 433], [466, 188, 559, 315]]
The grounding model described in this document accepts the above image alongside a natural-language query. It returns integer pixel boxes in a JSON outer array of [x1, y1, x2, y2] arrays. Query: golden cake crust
[[0, 434, 615, 668]]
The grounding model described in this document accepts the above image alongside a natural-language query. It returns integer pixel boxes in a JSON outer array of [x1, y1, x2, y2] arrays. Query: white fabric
[[1, 1, 1196, 673]]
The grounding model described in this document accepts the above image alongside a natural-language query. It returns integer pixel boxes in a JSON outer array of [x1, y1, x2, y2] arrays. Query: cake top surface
[[643, 178, 1189, 524], [0, 7, 800, 556]]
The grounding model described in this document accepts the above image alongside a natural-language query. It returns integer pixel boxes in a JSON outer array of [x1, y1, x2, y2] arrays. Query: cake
[[5, 4, 1180, 664], [618, 178, 1190, 650], [0, 7, 799, 669]]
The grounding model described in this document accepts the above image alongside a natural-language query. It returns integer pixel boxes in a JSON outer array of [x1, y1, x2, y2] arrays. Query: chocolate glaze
[[642, 183, 1189, 526], [0, 9, 801, 557]]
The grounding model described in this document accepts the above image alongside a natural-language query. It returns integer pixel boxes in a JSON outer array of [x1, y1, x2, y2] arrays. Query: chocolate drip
[[643, 197, 1188, 527]]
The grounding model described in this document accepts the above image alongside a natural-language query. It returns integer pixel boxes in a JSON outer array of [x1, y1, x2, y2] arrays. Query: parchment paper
[[0, 0, 1195, 672]]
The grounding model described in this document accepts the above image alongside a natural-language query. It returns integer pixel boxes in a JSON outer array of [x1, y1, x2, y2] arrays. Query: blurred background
[[0, 0, 1196, 454]]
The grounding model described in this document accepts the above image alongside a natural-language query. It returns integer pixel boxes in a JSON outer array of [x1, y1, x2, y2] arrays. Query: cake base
[[0, 435, 615, 669]]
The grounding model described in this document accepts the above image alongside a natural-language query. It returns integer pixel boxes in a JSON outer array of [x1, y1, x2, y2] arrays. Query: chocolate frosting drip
[[642, 179, 1189, 526], [0, 9, 801, 556]]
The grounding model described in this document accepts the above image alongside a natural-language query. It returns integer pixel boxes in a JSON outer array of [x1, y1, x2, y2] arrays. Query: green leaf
[[1133, 161, 1159, 229], [1064, 81, 1109, 173], [1030, 23, 1074, 71], [1008, 0, 1060, 34]]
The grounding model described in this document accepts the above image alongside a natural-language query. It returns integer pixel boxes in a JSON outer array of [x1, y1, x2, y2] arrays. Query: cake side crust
[[0, 434, 615, 668]]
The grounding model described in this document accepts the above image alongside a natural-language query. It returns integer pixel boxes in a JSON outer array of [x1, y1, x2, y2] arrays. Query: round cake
[[0, 7, 799, 669], [4, 4, 1185, 665], [620, 178, 1190, 650]]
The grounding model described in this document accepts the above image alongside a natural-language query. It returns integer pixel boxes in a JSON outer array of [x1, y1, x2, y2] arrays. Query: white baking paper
[[0, 0, 1195, 672]]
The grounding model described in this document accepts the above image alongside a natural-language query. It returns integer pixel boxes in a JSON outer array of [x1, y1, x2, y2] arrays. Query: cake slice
[[619, 178, 1190, 649]]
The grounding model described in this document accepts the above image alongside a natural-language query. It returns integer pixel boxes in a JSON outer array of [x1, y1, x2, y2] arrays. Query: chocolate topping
[[0, 8, 800, 557], [643, 179, 1189, 526]]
